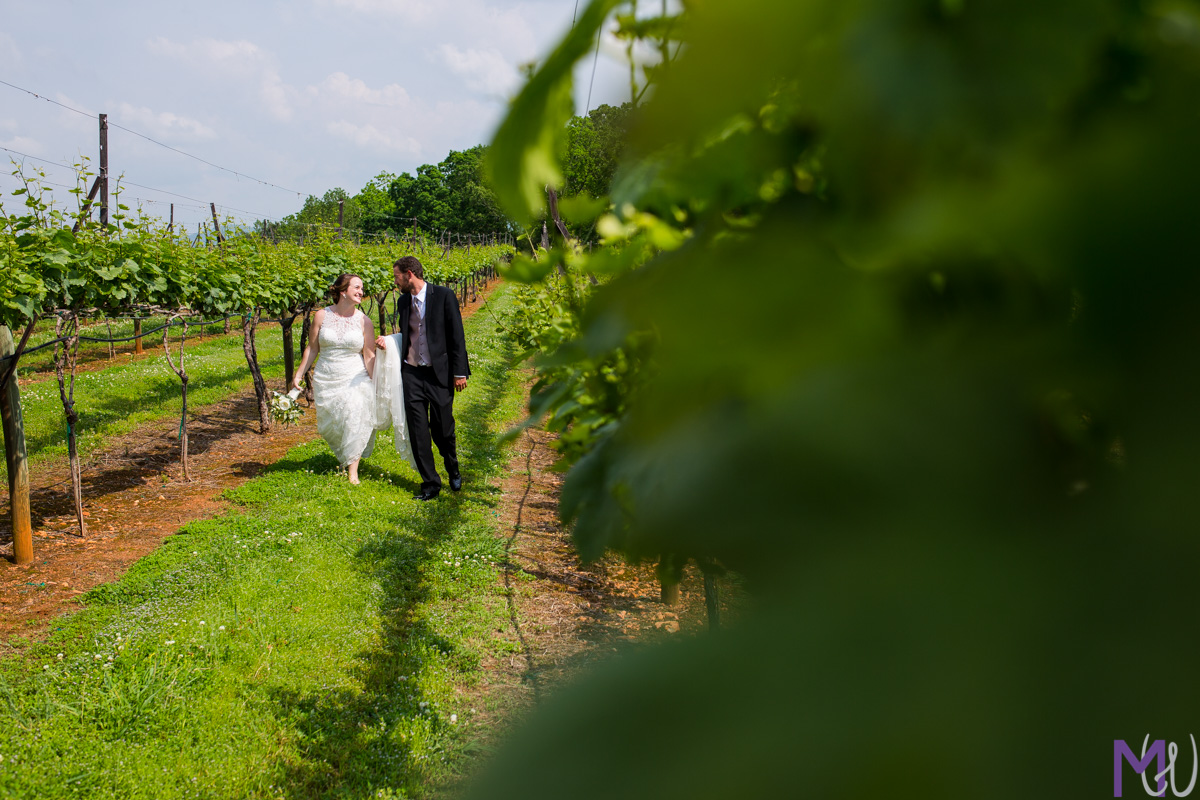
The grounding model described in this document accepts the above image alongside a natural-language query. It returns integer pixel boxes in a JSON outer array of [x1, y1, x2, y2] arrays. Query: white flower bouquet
[[269, 388, 304, 426]]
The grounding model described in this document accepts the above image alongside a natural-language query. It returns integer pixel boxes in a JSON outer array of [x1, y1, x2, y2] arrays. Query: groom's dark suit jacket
[[396, 283, 470, 389]]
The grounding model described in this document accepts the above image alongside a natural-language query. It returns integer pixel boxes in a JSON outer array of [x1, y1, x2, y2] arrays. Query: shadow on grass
[[268, 319, 522, 798], [21, 366, 275, 462], [0, 393, 290, 545]]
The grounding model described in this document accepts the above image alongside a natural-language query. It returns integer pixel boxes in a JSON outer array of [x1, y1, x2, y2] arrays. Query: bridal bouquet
[[269, 388, 303, 427]]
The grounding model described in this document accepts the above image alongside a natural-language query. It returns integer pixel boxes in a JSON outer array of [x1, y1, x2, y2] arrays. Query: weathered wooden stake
[[210, 203, 225, 243], [1, 325, 33, 564]]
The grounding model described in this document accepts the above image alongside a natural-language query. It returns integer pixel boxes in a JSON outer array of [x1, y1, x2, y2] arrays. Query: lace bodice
[[318, 307, 366, 354]]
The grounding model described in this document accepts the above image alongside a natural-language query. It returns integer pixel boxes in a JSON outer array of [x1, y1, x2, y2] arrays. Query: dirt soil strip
[[0, 284, 500, 650], [485, 424, 730, 711]]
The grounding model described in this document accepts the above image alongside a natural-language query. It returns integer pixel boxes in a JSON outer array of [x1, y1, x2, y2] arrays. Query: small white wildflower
[[199, 621, 205, 626], [218, 626, 225, 631], [450, 714, 458, 724], [165, 640, 176, 646], [56, 653, 63, 660]]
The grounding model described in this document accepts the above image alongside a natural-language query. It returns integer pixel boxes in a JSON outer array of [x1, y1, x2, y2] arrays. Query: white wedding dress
[[312, 308, 377, 466], [311, 307, 417, 470]]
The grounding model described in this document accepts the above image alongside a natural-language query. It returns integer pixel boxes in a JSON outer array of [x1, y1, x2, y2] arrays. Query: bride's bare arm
[[292, 309, 323, 391], [362, 317, 377, 379]]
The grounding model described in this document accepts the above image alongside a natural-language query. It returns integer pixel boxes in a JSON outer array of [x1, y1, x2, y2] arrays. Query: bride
[[292, 273, 378, 484]]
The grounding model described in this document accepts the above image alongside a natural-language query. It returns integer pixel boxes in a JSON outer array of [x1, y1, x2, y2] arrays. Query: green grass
[[10, 315, 237, 378], [0, 284, 528, 799], [0, 324, 286, 485]]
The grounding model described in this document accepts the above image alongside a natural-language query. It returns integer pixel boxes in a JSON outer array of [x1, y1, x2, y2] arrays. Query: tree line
[[261, 103, 632, 241]]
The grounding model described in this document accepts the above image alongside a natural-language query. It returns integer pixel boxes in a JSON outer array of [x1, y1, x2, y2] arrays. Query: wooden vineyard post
[[162, 315, 191, 480], [241, 309, 271, 433], [210, 203, 225, 243], [133, 317, 144, 355], [71, 176, 102, 234], [545, 186, 570, 277], [1, 324, 33, 564], [657, 553, 684, 606], [698, 558, 721, 631], [98, 113, 109, 229]]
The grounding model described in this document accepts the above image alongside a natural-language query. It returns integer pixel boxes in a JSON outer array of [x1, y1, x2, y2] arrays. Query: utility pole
[[98, 113, 109, 228]]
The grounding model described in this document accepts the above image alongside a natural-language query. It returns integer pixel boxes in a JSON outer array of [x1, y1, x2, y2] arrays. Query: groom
[[377, 255, 470, 501]]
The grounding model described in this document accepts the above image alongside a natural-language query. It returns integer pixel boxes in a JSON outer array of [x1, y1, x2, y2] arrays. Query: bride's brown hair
[[327, 273, 361, 303]]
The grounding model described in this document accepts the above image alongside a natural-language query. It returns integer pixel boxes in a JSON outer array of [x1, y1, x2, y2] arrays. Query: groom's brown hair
[[394, 255, 424, 279]]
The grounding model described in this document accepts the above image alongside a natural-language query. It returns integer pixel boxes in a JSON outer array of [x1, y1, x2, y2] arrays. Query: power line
[[0, 78, 314, 198], [1, 146, 282, 222], [586, 22, 603, 113], [0, 145, 88, 178]]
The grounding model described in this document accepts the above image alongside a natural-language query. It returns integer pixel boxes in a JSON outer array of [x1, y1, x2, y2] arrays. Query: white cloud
[[327, 120, 420, 154], [310, 73, 412, 108], [147, 36, 264, 66], [316, 0, 433, 22], [116, 103, 216, 140], [0, 134, 45, 157], [0, 32, 20, 70], [147, 36, 295, 121], [437, 44, 519, 97]]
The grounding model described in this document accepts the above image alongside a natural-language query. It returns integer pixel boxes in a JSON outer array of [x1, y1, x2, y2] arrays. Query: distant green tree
[[356, 172, 398, 235], [562, 103, 632, 200], [388, 146, 513, 237], [266, 188, 359, 239]]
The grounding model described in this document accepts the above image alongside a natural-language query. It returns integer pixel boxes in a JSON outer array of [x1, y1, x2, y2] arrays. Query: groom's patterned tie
[[406, 298, 421, 366]]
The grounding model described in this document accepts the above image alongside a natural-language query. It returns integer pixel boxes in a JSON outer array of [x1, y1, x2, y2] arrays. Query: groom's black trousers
[[402, 363, 459, 492]]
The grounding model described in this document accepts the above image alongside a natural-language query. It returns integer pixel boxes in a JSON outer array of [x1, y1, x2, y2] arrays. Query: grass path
[[0, 284, 527, 799]]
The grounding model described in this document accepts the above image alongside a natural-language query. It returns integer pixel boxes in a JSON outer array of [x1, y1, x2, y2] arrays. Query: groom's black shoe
[[449, 473, 463, 492], [414, 488, 440, 502]]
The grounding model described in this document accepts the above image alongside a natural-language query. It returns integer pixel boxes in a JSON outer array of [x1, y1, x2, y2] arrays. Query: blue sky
[[0, 0, 634, 230]]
